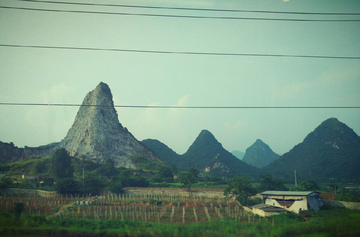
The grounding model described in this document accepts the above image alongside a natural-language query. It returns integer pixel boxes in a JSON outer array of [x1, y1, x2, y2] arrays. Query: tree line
[[1, 148, 359, 204]]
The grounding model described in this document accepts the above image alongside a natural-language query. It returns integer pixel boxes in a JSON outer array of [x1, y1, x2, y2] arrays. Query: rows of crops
[[0, 193, 264, 224]]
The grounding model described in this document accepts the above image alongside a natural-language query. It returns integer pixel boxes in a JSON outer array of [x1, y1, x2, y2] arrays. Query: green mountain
[[262, 118, 360, 180], [242, 139, 279, 168], [144, 130, 260, 178], [141, 139, 180, 166], [231, 150, 245, 160]]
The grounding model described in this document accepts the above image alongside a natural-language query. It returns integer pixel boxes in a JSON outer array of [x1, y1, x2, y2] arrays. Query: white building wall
[[265, 197, 308, 214]]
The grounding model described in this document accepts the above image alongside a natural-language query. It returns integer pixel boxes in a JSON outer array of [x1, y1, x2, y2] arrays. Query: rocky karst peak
[[58, 82, 160, 167]]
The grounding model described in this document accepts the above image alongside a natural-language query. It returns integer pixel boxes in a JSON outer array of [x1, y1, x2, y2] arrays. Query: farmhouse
[[22, 174, 39, 181], [260, 191, 323, 214]]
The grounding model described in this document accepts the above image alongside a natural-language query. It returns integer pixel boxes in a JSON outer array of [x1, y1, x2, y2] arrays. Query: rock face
[[242, 139, 279, 168], [58, 82, 160, 167], [263, 118, 360, 180]]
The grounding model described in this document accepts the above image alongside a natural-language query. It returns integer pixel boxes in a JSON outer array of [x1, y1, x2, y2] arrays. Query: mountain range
[[1, 82, 359, 180], [143, 130, 260, 178]]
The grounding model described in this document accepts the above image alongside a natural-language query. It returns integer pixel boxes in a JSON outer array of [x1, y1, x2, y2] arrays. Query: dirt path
[[125, 188, 225, 199], [46, 201, 76, 220]]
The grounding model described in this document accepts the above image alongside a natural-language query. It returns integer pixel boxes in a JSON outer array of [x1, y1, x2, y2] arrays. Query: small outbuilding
[[261, 191, 323, 214]]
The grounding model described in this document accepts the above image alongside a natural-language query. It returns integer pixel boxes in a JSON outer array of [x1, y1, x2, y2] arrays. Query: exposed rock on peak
[[58, 82, 160, 167]]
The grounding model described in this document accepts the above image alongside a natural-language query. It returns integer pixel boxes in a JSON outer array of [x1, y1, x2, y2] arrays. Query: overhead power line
[[1, 5, 359, 22], [0, 103, 359, 109], [1, 44, 359, 60], [19, 0, 360, 16]]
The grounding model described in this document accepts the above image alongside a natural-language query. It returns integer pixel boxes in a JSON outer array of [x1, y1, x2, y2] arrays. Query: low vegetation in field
[[1, 201, 359, 237], [1, 192, 360, 237]]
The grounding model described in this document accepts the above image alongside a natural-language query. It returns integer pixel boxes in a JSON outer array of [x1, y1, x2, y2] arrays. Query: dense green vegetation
[[224, 175, 257, 206], [263, 118, 360, 181], [0, 148, 229, 196], [142, 130, 260, 178], [1, 206, 359, 236], [1, 146, 359, 205]]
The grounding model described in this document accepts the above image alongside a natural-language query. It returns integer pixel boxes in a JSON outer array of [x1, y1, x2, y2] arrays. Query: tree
[[96, 158, 119, 178], [55, 177, 80, 195], [178, 168, 199, 192], [152, 166, 174, 183], [114, 170, 149, 188], [300, 180, 320, 191], [35, 160, 47, 173], [51, 148, 74, 179], [258, 173, 288, 192], [42, 177, 54, 187], [82, 174, 106, 196], [224, 175, 257, 206], [170, 164, 178, 175], [0, 176, 13, 189], [158, 166, 173, 179], [13, 202, 24, 218], [109, 176, 124, 194]]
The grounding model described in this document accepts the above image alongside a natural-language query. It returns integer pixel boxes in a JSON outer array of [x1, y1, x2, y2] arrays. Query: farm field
[[0, 191, 252, 224], [1, 190, 360, 237]]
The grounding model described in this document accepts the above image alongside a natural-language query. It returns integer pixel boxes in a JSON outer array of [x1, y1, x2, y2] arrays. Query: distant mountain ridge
[[141, 139, 180, 166], [242, 139, 279, 168], [143, 130, 260, 177], [262, 118, 360, 180], [231, 150, 245, 160]]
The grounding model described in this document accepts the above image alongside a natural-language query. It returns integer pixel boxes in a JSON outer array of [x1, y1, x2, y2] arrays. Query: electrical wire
[[1, 44, 359, 60], [1, 5, 359, 22], [18, 0, 360, 16], [0, 103, 359, 109]]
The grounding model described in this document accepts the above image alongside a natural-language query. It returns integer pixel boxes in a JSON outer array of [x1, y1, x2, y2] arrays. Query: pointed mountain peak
[[199, 129, 215, 138], [242, 139, 279, 168], [184, 130, 222, 155], [192, 130, 219, 147], [263, 118, 360, 179], [58, 82, 160, 167], [254, 139, 265, 145], [304, 117, 360, 146], [83, 82, 113, 106], [250, 139, 270, 150]]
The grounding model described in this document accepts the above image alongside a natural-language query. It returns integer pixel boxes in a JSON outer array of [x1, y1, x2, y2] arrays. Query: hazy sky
[[0, 0, 359, 155]]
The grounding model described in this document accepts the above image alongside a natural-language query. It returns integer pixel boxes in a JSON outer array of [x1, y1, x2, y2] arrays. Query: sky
[[0, 0, 360, 156]]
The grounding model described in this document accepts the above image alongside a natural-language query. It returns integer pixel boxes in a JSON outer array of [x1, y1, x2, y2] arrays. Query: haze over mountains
[[231, 150, 245, 160], [143, 130, 260, 177], [242, 139, 279, 168], [1, 83, 359, 180]]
